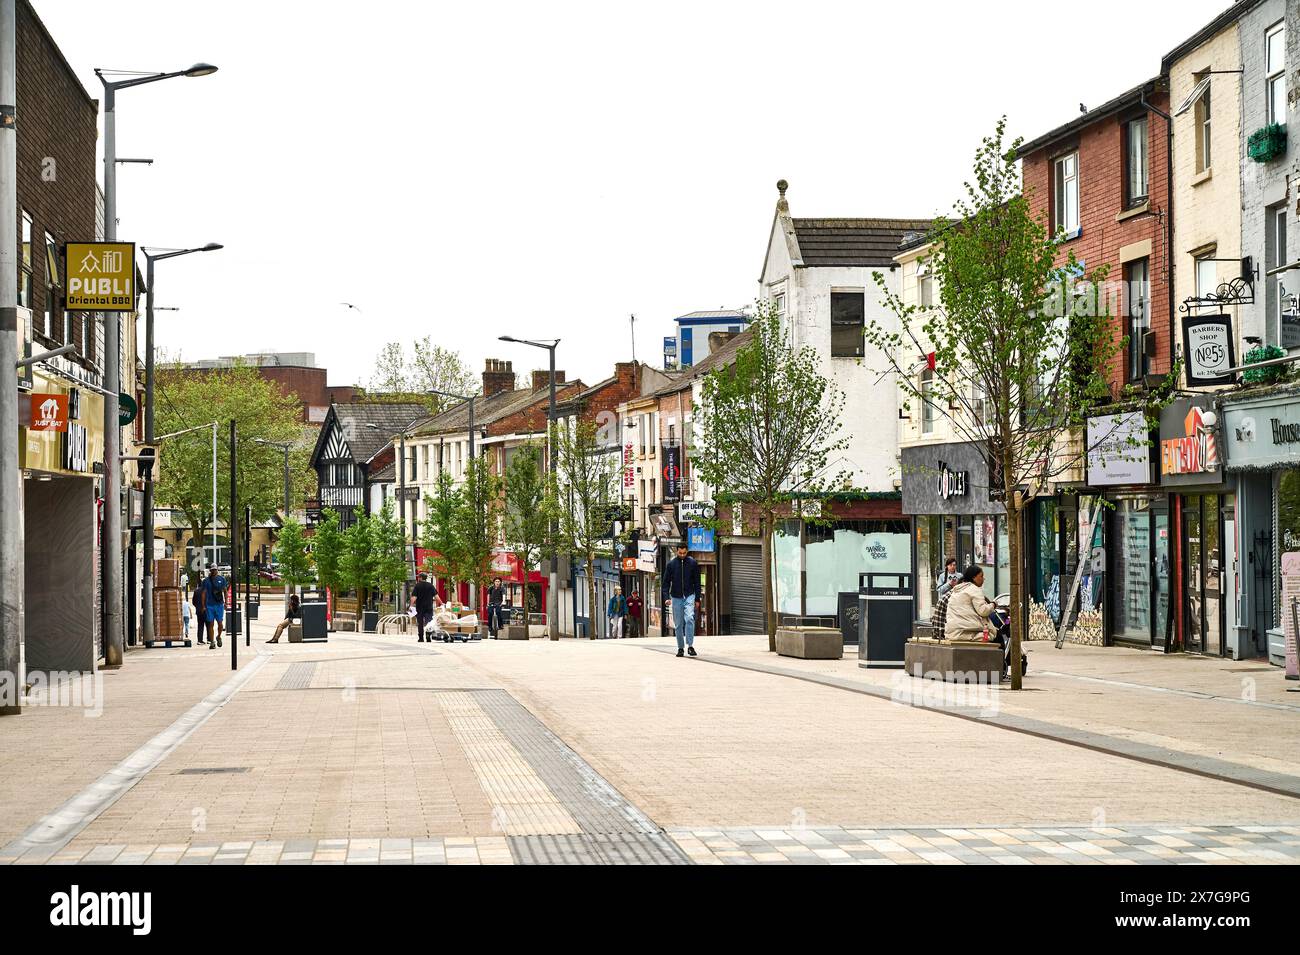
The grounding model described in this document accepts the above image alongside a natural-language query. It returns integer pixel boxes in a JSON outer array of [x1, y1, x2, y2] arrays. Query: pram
[[990, 593, 1028, 679]]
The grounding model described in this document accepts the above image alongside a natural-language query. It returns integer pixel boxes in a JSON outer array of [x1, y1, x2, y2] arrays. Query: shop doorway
[[1183, 493, 1225, 656], [1110, 496, 1170, 647]]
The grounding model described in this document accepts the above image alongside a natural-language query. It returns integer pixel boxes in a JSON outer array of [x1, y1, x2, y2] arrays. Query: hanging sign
[[64, 242, 136, 312], [1182, 314, 1235, 386]]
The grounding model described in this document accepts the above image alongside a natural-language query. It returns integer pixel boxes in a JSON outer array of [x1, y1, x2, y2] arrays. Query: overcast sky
[[34, 0, 1228, 391]]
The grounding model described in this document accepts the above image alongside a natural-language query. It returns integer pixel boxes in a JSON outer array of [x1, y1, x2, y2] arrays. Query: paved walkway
[[2, 608, 1297, 865]]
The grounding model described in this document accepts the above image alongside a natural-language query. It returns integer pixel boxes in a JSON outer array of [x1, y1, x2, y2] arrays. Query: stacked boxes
[[151, 558, 185, 641]]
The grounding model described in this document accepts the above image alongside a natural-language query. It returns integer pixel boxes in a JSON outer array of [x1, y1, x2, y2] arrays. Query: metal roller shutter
[[727, 544, 764, 635]]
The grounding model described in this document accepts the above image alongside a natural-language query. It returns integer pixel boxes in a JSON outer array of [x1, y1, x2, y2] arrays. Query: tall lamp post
[[253, 438, 292, 608], [96, 61, 217, 666], [140, 244, 222, 644], [499, 336, 560, 639]]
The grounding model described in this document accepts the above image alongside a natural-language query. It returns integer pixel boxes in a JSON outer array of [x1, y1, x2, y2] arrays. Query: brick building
[[1019, 78, 1175, 393], [186, 352, 356, 424]]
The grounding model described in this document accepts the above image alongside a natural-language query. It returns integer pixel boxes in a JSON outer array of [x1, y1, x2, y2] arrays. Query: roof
[[369, 461, 396, 483], [322, 401, 428, 464], [412, 380, 586, 438], [1161, 0, 1264, 71], [1016, 78, 1161, 158], [790, 218, 936, 267], [651, 327, 754, 397], [675, 310, 750, 322]]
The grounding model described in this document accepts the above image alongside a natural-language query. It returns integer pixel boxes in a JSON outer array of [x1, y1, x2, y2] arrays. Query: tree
[[274, 518, 314, 593], [154, 361, 308, 572], [340, 513, 378, 610], [420, 469, 462, 583], [503, 441, 553, 613], [863, 118, 1171, 689], [371, 499, 408, 612], [449, 456, 503, 613], [368, 338, 476, 415], [552, 420, 620, 639], [694, 303, 849, 651], [312, 509, 346, 614], [369, 342, 411, 393]]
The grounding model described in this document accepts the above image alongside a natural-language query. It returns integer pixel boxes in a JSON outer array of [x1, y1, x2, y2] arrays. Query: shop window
[[774, 520, 802, 616], [915, 515, 943, 622]]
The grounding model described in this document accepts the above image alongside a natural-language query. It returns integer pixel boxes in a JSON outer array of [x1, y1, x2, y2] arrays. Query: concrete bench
[[499, 623, 530, 641], [287, 623, 303, 644], [904, 638, 1003, 684], [333, 612, 358, 633], [775, 626, 843, 660]]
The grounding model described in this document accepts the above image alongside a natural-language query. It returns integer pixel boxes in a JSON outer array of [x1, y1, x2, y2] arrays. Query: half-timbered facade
[[308, 401, 427, 528]]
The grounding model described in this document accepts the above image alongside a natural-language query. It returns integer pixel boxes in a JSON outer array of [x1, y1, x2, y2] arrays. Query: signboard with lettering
[[687, 526, 715, 553], [937, 461, 968, 499], [28, 394, 68, 432], [661, 444, 682, 502], [678, 501, 714, 522], [64, 242, 136, 312], [1182, 314, 1235, 387], [1223, 394, 1300, 471], [1086, 412, 1151, 486], [1158, 397, 1222, 487], [623, 442, 635, 489], [636, 539, 657, 573]]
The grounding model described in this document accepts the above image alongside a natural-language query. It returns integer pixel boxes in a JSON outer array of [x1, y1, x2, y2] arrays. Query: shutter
[[727, 544, 764, 635]]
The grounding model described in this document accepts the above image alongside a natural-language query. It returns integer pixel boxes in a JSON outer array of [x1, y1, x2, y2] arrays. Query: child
[[182, 595, 192, 641]]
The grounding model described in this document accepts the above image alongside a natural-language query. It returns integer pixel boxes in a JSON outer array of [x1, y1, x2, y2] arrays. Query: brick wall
[[15, 0, 99, 366], [1022, 87, 1174, 395]]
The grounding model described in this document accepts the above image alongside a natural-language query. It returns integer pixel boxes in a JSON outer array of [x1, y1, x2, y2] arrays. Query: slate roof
[[411, 381, 586, 438], [676, 309, 749, 321], [651, 327, 754, 397], [791, 218, 935, 267], [369, 461, 396, 483], [1016, 78, 1161, 158], [317, 401, 428, 466]]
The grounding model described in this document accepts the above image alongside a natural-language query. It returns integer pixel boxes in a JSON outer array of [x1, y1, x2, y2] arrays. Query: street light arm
[[152, 420, 219, 443]]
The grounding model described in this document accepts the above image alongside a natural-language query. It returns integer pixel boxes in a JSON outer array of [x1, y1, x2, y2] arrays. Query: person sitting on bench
[[267, 594, 301, 643]]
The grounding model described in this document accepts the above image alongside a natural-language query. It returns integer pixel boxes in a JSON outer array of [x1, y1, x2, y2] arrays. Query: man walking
[[487, 577, 505, 637], [661, 543, 701, 657], [411, 572, 438, 643], [202, 565, 227, 649]]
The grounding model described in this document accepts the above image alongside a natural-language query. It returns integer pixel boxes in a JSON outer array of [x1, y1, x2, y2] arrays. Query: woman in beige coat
[[943, 566, 997, 641]]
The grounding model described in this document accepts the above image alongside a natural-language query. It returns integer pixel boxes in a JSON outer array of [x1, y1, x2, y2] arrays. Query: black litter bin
[[300, 600, 328, 640], [363, 609, 379, 633], [857, 572, 913, 668]]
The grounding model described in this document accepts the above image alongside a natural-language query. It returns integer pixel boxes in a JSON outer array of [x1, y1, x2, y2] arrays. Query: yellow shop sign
[[64, 242, 136, 312]]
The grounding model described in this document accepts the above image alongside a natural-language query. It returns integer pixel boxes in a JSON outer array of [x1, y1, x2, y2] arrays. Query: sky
[[33, 0, 1230, 392]]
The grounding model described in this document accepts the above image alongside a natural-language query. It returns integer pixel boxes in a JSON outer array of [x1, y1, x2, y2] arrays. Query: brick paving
[[2, 605, 1299, 865]]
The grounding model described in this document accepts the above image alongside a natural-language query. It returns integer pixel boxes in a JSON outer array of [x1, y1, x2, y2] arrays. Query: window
[[1273, 206, 1299, 348], [1195, 80, 1212, 172], [19, 211, 32, 309], [1053, 152, 1080, 236], [920, 369, 936, 434], [773, 290, 786, 321], [1125, 259, 1150, 381], [970, 379, 986, 427], [1267, 22, 1287, 126], [917, 261, 934, 307], [1125, 116, 1149, 206], [1195, 253, 1217, 301], [830, 290, 864, 358], [44, 231, 61, 343]]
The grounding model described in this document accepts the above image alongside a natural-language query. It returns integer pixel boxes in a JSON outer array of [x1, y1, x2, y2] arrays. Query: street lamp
[[499, 335, 561, 640], [95, 61, 217, 666], [253, 438, 293, 607], [139, 244, 222, 644]]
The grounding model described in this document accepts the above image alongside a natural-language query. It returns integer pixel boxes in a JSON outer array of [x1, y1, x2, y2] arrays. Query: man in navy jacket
[[661, 542, 701, 657]]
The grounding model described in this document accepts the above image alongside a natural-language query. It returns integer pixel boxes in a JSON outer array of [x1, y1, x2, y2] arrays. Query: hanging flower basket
[[1248, 124, 1287, 163], [1242, 344, 1287, 384]]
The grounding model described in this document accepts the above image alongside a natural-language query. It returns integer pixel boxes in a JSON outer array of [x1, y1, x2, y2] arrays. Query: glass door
[[1112, 498, 1154, 645], [1154, 501, 1171, 649], [1184, 494, 1223, 655]]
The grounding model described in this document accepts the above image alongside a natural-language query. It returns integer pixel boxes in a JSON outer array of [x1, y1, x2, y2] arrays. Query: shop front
[[488, 549, 548, 623], [1221, 387, 1300, 663], [901, 440, 1006, 627]]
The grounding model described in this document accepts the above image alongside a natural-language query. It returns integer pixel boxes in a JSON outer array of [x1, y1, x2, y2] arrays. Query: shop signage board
[[28, 393, 68, 431], [1222, 392, 1300, 471], [1086, 412, 1151, 486], [937, 461, 968, 499], [687, 526, 715, 552], [64, 242, 136, 311], [661, 444, 682, 502], [900, 440, 1003, 515], [623, 442, 635, 489], [1182, 314, 1235, 387], [621, 557, 637, 572], [636, 539, 657, 572], [1158, 398, 1221, 486], [678, 501, 714, 522]]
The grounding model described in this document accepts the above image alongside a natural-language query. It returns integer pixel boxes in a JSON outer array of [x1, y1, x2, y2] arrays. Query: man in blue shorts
[[202, 565, 228, 649]]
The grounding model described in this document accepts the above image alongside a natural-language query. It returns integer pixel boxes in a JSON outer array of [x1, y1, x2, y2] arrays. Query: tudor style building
[[308, 401, 427, 528]]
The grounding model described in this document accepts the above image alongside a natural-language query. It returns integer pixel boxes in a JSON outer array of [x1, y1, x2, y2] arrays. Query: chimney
[[531, 369, 566, 391], [482, 358, 514, 398]]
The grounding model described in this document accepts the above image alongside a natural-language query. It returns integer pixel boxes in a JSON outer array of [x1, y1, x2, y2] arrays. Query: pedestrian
[[267, 594, 301, 643], [487, 577, 505, 637], [661, 543, 701, 657], [411, 572, 438, 643], [626, 588, 642, 638], [943, 565, 997, 642], [202, 565, 227, 649], [936, 557, 961, 599], [607, 585, 628, 639], [182, 592, 192, 642]]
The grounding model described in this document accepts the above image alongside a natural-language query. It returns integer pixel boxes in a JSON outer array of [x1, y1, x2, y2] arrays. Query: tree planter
[[501, 624, 530, 640], [1248, 123, 1287, 163], [775, 626, 843, 659]]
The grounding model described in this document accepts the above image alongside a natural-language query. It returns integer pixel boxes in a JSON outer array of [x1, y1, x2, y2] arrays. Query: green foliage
[[1242, 344, 1287, 384], [368, 338, 477, 413], [420, 469, 462, 579], [311, 509, 345, 596], [340, 513, 377, 603], [449, 456, 503, 594], [552, 420, 621, 638], [273, 518, 314, 587], [154, 361, 309, 551], [1247, 123, 1287, 163], [503, 441, 554, 578], [370, 499, 408, 607]]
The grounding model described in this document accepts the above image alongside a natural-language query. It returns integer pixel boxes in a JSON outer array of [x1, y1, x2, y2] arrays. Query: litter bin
[[363, 609, 379, 633], [301, 600, 328, 640], [857, 572, 913, 669]]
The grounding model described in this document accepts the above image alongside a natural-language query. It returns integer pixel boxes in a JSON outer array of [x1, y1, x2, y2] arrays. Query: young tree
[[552, 420, 620, 639], [371, 499, 408, 612], [503, 441, 553, 613], [340, 513, 378, 611], [274, 518, 314, 594], [863, 118, 1171, 689], [154, 362, 307, 572], [694, 303, 849, 651], [368, 338, 476, 415], [369, 342, 412, 393], [420, 469, 462, 584], [450, 456, 503, 614], [312, 508, 346, 615]]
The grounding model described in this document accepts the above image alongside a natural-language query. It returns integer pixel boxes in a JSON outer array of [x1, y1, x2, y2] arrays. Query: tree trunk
[[1008, 502, 1024, 690], [586, 556, 598, 639], [761, 510, 776, 652]]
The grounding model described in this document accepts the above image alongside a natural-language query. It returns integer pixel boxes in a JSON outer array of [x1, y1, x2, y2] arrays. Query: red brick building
[[1019, 78, 1174, 393], [186, 353, 356, 424]]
